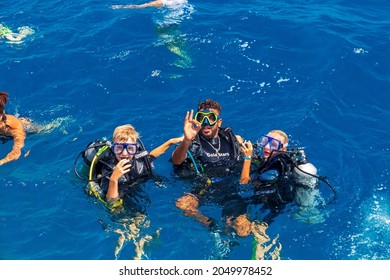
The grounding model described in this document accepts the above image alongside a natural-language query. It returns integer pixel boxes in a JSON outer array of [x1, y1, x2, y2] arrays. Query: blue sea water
[[0, 0, 389, 260]]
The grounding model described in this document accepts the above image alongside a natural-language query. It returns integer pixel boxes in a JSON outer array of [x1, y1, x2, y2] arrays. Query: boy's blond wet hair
[[268, 130, 289, 147], [113, 124, 139, 142]]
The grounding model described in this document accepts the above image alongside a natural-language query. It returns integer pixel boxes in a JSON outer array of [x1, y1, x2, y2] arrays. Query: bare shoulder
[[6, 115, 24, 129]]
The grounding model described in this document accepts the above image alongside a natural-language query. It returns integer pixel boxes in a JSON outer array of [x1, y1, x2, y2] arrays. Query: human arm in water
[[0, 115, 26, 165], [111, 0, 164, 9], [171, 110, 202, 165], [239, 140, 253, 184], [149, 136, 183, 158]]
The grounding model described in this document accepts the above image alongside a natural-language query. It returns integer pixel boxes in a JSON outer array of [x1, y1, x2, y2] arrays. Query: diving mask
[[111, 142, 138, 155], [194, 110, 220, 126], [258, 135, 285, 151]]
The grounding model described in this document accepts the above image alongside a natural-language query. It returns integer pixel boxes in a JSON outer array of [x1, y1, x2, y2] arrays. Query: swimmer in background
[[111, 0, 194, 74], [111, 0, 188, 10], [0, 92, 27, 165], [0, 92, 25, 165], [0, 24, 34, 42], [0, 91, 50, 165]]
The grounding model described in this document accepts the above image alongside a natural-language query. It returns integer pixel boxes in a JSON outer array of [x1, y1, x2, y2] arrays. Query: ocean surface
[[0, 0, 389, 260]]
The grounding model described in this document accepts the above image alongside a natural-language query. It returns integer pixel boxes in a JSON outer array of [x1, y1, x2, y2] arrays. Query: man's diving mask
[[195, 110, 220, 126], [111, 142, 138, 155], [258, 135, 286, 151]]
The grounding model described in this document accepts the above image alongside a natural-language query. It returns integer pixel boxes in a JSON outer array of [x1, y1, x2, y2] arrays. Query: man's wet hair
[[197, 99, 222, 113]]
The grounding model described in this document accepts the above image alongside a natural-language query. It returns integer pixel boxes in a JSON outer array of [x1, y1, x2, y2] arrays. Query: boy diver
[[80, 124, 182, 210], [78, 124, 181, 259]]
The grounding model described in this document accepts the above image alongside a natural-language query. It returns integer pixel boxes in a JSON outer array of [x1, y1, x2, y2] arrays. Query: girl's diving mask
[[258, 135, 286, 151]]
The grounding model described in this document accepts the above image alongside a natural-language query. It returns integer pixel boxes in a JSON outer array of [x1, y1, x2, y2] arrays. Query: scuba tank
[[82, 138, 111, 166], [289, 148, 337, 204], [292, 149, 319, 188]]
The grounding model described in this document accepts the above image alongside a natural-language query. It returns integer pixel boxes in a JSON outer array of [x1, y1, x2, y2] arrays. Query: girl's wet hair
[[268, 130, 289, 146], [0, 92, 9, 114]]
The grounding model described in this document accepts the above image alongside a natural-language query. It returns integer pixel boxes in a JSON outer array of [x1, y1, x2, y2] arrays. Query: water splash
[[251, 221, 282, 260], [104, 214, 161, 260]]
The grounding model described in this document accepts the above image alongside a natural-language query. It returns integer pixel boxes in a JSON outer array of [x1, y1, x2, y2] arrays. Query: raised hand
[[183, 110, 201, 141], [111, 159, 132, 182], [241, 140, 253, 157]]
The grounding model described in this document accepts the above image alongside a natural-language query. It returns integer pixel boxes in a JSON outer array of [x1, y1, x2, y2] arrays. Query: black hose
[[73, 151, 89, 182]]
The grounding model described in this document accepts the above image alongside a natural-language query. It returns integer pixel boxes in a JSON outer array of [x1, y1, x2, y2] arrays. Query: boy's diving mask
[[195, 110, 220, 126], [111, 142, 138, 155], [258, 135, 285, 151]]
